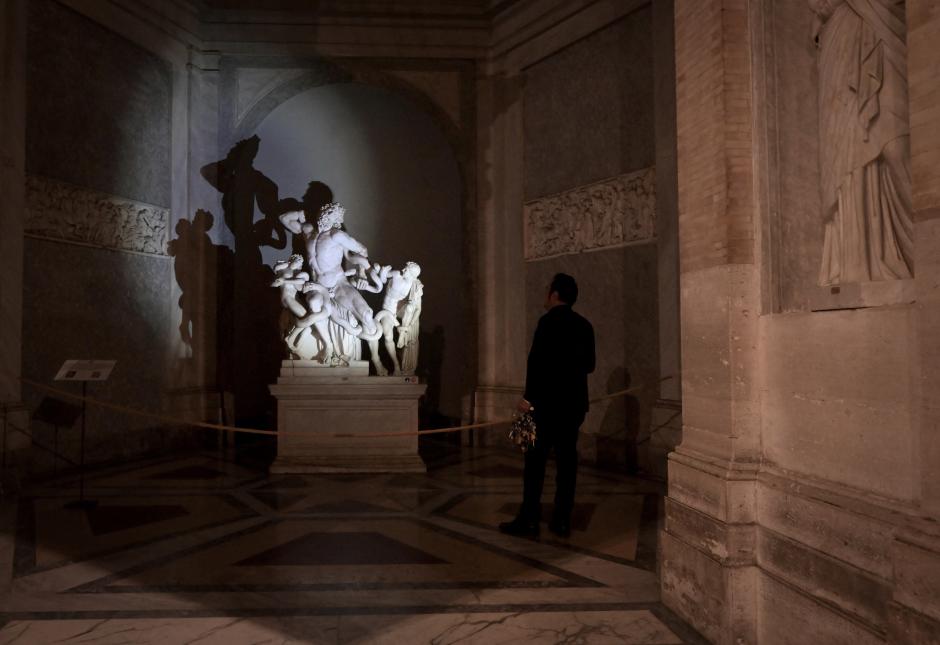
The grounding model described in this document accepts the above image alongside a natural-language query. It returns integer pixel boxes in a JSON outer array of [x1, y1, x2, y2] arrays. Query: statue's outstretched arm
[[279, 210, 305, 234], [334, 230, 368, 257]]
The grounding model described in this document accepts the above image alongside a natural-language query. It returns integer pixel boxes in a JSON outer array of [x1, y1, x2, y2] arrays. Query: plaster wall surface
[[22, 0, 179, 468], [519, 7, 661, 468], [525, 244, 659, 469], [522, 5, 654, 201], [22, 239, 177, 466], [26, 0, 172, 207], [760, 308, 918, 500]]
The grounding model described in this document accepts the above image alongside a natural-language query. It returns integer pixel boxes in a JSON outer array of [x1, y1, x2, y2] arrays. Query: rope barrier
[[4, 421, 78, 466], [18, 376, 672, 440]]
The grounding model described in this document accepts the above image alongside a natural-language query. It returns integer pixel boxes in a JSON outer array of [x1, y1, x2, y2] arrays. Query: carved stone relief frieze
[[524, 166, 655, 261], [25, 174, 169, 256]]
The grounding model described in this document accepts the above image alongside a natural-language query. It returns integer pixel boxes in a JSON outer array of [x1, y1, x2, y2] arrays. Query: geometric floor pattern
[[0, 446, 707, 644]]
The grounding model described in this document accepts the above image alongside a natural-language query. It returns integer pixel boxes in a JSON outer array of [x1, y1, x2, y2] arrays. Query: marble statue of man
[[280, 204, 382, 345], [357, 261, 423, 375], [811, 0, 913, 285]]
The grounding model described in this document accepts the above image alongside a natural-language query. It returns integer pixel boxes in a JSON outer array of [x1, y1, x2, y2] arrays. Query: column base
[[660, 448, 759, 645]]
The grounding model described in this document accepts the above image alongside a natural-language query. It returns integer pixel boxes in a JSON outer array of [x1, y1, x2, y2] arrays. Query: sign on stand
[[55, 360, 116, 382], [55, 360, 116, 510]]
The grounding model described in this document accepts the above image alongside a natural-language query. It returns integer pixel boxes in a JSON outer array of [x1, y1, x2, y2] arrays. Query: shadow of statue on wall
[[417, 325, 448, 427], [597, 366, 640, 473], [167, 209, 234, 365], [199, 136, 326, 429]]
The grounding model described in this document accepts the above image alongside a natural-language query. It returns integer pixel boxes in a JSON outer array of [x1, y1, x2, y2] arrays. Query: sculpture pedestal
[[269, 360, 427, 473]]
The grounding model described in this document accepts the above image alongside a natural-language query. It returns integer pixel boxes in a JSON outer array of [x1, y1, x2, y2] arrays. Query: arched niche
[[212, 60, 472, 421], [761, 2, 915, 313]]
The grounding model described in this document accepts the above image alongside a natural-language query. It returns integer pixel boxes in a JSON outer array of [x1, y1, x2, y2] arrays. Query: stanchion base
[[64, 499, 98, 510]]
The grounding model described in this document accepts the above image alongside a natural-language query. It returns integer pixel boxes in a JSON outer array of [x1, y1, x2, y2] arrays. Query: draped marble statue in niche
[[811, 0, 913, 286]]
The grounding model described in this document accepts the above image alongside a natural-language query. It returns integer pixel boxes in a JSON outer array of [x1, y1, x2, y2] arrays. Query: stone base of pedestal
[[269, 360, 427, 474], [270, 454, 426, 474]]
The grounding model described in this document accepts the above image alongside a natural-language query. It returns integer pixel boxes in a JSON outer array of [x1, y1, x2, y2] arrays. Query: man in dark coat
[[500, 273, 595, 538]]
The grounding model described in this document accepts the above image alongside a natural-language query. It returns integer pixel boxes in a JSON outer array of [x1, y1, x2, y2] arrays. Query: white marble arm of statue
[[279, 210, 306, 235], [272, 276, 306, 288], [271, 271, 309, 288], [333, 230, 368, 257]]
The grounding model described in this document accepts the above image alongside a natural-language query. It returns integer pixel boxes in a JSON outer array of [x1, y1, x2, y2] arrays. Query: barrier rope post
[[1, 403, 7, 471], [78, 381, 86, 502], [64, 381, 96, 510], [0, 403, 8, 498]]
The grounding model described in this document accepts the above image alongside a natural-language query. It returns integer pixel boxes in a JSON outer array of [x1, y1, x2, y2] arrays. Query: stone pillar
[[471, 65, 527, 441], [646, 0, 683, 477], [909, 0, 940, 516], [653, 0, 681, 403], [889, 1, 940, 641], [660, 0, 761, 643], [0, 0, 29, 485]]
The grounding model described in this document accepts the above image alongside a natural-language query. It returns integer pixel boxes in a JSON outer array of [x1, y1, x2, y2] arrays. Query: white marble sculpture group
[[273, 202, 423, 376]]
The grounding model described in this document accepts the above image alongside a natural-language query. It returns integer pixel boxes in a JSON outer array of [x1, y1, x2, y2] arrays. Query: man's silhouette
[[500, 273, 595, 538]]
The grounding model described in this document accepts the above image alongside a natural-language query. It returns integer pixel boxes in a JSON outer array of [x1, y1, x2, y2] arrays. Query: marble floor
[[0, 442, 706, 644]]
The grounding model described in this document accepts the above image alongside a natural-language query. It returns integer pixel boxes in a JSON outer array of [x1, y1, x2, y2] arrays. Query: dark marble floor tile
[[497, 501, 597, 531], [235, 531, 448, 566], [299, 500, 396, 514], [148, 465, 226, 480], [84, 504, 189, 536], [250, 491, 308, 511], [467, 464, 525, 478], [385, 474, 442, 489], [251, 475, 313, 490]]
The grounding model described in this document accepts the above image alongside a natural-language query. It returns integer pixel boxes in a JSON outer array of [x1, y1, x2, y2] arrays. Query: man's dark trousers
[[520, 410, 585, 524]]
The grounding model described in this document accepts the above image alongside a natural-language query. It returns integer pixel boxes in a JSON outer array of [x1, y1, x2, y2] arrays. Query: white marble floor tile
[[339, 610, 683, 644]]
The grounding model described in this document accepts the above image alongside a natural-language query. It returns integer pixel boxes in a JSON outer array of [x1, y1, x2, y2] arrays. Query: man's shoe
[[548, 520, 571, 538], [499, 518, 539, 538]]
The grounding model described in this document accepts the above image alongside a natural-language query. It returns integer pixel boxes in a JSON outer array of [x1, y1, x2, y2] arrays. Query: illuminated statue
[[357, 261, 423, 375], [277, 203, 403, 368], [396, 267, 423, 376]]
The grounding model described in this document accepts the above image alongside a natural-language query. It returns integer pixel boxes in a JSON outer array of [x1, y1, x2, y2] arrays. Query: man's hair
[[317, 202, 346, 230], [550, 273, 578, 305]]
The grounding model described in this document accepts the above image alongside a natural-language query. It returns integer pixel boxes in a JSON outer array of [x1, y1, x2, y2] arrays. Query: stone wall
[[521, 6, 662, 471], [662, 0, 940, 643], [21, 0, 180, 470]]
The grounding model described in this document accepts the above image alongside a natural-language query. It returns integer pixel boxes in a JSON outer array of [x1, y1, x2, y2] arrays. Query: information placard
[[54, 360, 116, 382]]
